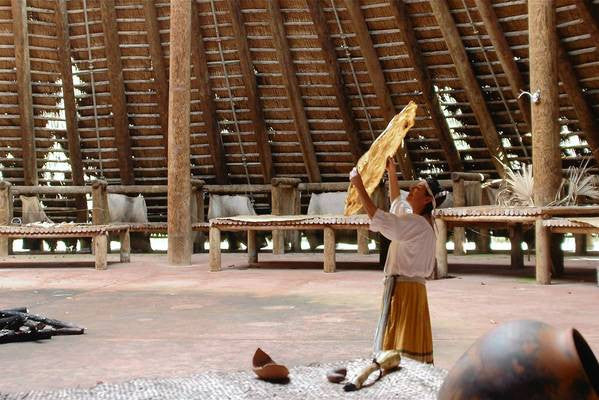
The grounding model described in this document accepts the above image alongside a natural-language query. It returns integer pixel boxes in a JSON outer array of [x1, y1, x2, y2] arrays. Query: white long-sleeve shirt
[[370, 196, 436, 279]]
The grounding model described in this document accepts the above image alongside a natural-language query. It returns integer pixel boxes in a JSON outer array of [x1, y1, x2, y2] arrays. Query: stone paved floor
[[0, 251, 597, 393]]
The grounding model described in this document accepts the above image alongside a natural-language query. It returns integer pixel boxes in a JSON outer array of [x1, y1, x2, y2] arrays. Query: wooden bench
[[433, 205, 599, 284], [208, 215, 370, 273], [0, 224, 130, 270]]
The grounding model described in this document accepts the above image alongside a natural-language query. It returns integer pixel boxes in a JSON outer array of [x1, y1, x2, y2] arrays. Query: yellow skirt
[[382, 281, 434, 364]]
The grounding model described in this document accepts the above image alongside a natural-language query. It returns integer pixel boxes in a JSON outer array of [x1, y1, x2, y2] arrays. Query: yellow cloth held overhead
[[344, 101, 418, 216]]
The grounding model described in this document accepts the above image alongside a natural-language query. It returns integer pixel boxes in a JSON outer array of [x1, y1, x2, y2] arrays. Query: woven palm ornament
[[344, 101, 418, 215]]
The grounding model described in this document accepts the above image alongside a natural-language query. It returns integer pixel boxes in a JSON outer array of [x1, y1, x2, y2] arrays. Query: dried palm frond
[[553, 158, 599, 206], [495, 160, 534, 206]]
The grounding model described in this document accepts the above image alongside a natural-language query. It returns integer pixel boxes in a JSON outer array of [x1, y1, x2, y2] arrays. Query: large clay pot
[[438, 320, 599, 400]]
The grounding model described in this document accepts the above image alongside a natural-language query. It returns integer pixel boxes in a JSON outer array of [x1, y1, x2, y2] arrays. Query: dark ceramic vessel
[[438, 320, 599, 400]]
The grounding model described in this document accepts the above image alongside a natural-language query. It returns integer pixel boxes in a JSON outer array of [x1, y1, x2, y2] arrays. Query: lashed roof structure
[[1, 0, 599, 220]]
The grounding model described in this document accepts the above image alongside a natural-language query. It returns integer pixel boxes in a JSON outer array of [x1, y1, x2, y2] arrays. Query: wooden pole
[[323, 227, 336, 273], [474, 0, 532, 130], [225, 0, 274, 182], [509, 224, 524, 268], [530, 0, 560, 284], [271, 178, 301, 254], [100, 0, 135, 185], [209, 227, 221, 272], [12, 0, 37, 186], [435, 218, 448, 278], [93, 233, 108, 270], [269, 0, 321, 182], [143, 0, 170, 156], [56, 0, 87, 223], [91, 180, 107, 225], [167, 0, 192, 265], [247, 230, 257, 264], [388, 0, 463, 172], [429, 0, 508, 177], [452, 178, 466, 255], [0, 181, 12, 256]]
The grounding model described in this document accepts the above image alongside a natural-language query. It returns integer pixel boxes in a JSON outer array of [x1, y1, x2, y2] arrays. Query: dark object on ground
[[438, 319, 599, 400], [0, 307, 85, 344], [252, 347, 290, 383], [326, 367, 347, 383]]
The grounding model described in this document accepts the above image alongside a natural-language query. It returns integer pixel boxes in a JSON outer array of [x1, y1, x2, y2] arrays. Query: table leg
[[119, 230, 131, 263], [209, 227, 221, 272], [357, 228, 369, 255], [435, 219, 448, 279], [535, 219, 551, 284], [273, 230, 284, 255], [0, 237, 8, 257], [324, 227, 336, 273], [247, 230, 257, 264], [509, 224, 523, 268], [93, 233, 108, 270]]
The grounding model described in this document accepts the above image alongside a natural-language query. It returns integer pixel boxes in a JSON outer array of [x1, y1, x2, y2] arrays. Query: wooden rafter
[[574, 0, 599, 59], [557, 42, 599, 163], [225, 0, 274, 182], [100, 0, 135, 185], [344, 0, 414, 180], [429, 0, 508, 177], [474, 0, 532, 131], [388, 0, 462, 172], [191, 0, 229, 184], [268, 0, 320, 182], [306, 0, 364, 163], [11, 0, 36, 185], [143, 0, 169, 156], [56, 0, 87, 221]]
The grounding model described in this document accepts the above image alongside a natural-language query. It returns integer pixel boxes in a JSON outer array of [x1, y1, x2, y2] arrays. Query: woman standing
[[349, 163, 444, 364]]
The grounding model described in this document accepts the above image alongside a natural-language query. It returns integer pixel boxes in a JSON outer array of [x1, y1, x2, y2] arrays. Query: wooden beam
[[557, 41, 599, 164], [167, 0, 192, 265], [11, 0, 37, 185], [100, 0, 135, 185], [190, 0, 229, 184], [529, 0, 561, 207], [388, 0, 462, 172], [429, 0, 508, 177], [55, 0, 87, 222], [268, 0, 320, 182], [225, 0, 274, 182], [574, 0, 599, 59], [143, 0, 169, 156], [306, 0, 364, 163], [344, 0, 414, 180], [474, 0, 532, 131]]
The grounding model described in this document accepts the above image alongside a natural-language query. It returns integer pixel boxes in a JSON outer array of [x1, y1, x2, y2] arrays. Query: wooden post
[[357, 229, 369, 255], [56, 0, 87, 223], [271, 178, 301, 254], [193, 182, 206, 253], [575, 234, 588, 255], [100, 0, 135, 185], [324, 227, 336, 273], [247, 230, 257, 264], [119, 230, 130, 263], [209, 227, 221, 272], [530, 0, 560, 284], [509, 224, 524, 268], [0, 181, 12, 256], [12, 0, 37, 186], [167, 0, 192, 266], [551, 234, 565, 277], [479, 184, 492, 253], [91, 180, 108, 225], [452, 178, 466, 255], [93, 233, 108, 270], [435, 218, 448, 278], [535, 218, 552, 284]]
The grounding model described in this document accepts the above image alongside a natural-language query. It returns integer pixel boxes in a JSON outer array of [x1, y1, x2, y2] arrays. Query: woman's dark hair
[[422, 177, 445, 216]]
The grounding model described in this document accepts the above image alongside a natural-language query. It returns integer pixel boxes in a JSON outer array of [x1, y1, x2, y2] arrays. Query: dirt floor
[[0, 251, 598, 393]]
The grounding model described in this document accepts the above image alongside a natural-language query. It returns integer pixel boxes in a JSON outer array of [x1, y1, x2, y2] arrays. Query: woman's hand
[[386, 156, 396, 174], [349, 167, 362, 186]]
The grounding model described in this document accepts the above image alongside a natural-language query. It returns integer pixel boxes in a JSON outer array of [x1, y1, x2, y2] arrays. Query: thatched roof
[[2, 0, 599, 219]]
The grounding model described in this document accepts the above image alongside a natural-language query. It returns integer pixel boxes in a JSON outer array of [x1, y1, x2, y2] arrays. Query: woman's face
[[407, 182, 433, 212]]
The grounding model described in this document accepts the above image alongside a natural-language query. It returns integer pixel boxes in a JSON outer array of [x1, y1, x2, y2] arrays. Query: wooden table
[[433, 206, 599, 284], [208, 215, 370, 272], [0, 224, 131, 270]]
